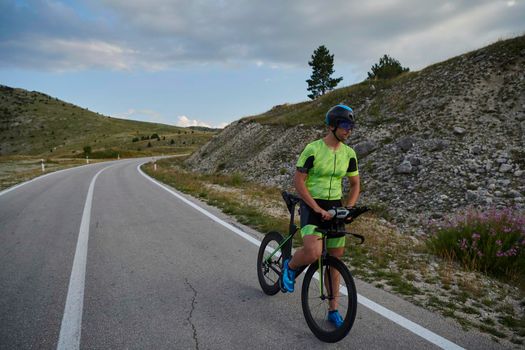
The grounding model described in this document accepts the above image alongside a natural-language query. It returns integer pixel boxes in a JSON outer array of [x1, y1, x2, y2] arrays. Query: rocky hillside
[[186, 35, 525, 229]]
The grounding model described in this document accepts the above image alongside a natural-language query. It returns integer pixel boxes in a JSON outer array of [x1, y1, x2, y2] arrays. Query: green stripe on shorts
[[300, 224, 345, 249]]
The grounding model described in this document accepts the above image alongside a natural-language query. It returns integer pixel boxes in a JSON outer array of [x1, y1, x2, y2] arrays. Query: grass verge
[[0, 156, 107, 191]]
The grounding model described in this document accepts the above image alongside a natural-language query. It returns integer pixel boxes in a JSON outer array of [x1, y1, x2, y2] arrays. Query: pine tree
[[306, 45, 343, 100], [367, 54, 409, 80]]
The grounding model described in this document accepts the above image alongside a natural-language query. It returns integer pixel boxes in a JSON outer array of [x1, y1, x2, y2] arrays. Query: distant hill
[[188, 126, 222, 132], [186, 35, 525, 228], [0, 86, 215, 158]]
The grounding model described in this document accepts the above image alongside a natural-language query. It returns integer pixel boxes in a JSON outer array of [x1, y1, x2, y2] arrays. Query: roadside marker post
[[41, 159, 45, 172], [86, 156, 89, 164]]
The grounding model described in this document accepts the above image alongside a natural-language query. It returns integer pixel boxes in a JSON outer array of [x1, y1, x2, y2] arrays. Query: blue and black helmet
[[325, 104, 355, 130]]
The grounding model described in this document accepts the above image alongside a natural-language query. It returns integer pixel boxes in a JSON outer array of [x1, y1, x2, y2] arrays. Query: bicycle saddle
[[281, 191, 301, 214]]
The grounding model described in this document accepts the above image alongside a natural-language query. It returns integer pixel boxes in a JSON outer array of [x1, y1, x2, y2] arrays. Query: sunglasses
[[338, 121, 354, 131]]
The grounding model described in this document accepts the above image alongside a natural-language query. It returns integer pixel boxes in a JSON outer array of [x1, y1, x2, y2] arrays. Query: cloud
[[113, 110, 226, 128], [1, 0, 523, 73], [1, 37, 135, 71], [176, 115, 212, 128]]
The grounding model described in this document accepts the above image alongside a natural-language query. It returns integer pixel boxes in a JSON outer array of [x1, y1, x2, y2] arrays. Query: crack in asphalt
[[185, 279, 199, 350]]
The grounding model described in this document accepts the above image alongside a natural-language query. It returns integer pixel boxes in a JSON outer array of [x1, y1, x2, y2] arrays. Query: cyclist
[[281, 104, 360, 328]]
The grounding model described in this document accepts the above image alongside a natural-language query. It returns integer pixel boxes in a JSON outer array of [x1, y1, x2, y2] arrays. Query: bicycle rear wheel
[[301, 256, 357, 342], [257, 231, 284, 295]]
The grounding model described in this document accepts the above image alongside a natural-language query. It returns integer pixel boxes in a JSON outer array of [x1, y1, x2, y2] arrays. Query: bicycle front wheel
[[257, 231, 284, 295], [301, 256, 357, 343]]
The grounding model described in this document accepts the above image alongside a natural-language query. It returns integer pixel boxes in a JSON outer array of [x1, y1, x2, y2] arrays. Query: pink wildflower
[[459, 238, 468, 251], [506, 247, 518, 257]]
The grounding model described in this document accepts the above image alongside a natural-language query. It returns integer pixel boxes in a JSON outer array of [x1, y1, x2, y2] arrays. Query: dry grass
[[0, 156, 106, 190]]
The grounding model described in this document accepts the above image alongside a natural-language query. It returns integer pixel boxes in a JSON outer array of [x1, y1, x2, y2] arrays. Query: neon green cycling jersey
[[296, 139, 359, 200]]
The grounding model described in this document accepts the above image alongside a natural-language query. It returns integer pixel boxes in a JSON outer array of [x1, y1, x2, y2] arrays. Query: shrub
[[132, 137, 139, 142], [83, 145, 92, 156], [367, 54, 409, 80], [89, 149, 119, 159], [427, 207, 525, 279]]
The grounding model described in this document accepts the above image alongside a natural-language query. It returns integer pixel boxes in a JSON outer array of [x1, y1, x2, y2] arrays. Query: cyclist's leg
[[289, 201, 323, 270], [327, 238, 345, 311], [288, 226, 322, 270]]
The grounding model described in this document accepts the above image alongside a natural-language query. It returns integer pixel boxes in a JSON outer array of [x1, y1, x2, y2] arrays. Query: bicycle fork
[[318, 236, 336, 306]]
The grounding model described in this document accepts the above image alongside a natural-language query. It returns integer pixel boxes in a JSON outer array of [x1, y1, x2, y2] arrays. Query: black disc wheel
[[257, 231, 285, 295], [301, 256, 357, 342]]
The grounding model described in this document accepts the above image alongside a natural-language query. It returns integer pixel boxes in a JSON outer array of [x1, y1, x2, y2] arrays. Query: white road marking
[[56, 166, 110, 350], [138, 163, 465, 350], [136, 163, 261, 246], [358, 294, 464, 350]]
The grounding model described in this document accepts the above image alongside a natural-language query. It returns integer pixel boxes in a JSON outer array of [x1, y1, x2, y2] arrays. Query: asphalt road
[[0, 158, 506, 349]]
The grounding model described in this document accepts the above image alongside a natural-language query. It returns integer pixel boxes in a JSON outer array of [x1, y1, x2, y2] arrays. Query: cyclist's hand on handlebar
[[318, 209, 333, 221]]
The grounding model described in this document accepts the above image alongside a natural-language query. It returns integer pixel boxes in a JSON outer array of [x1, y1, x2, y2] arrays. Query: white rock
[[499, 164, 513, 173], [453, 126, 466, 135], [396, 161, 413, 174]]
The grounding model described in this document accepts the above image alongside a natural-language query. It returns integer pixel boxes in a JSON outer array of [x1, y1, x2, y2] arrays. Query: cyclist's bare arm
[[293, 170, 332, 221], [345, 175, 360, 208]]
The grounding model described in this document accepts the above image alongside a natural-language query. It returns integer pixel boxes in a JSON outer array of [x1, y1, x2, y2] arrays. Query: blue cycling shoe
[[280, 259, 296, 293], [328, 310, 344, 328]]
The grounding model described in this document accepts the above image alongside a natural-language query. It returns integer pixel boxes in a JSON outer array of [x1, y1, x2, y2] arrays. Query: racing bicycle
[[256, 191, 369, 343]]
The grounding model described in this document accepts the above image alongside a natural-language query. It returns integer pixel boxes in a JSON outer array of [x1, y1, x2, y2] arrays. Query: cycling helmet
[[325, 104, 354, 130]]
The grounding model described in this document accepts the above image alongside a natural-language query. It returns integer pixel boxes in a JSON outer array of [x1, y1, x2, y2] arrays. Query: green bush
[[427, 208, 525, 279], [367, 54, 409, 80], [83, 145, 92, 156], [87, 149, 119, 159]]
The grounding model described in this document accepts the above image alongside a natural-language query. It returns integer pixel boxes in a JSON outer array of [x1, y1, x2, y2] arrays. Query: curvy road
[[0, 158, 503, 349]]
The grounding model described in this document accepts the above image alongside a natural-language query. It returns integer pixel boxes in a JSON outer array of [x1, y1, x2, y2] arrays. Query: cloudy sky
[[1, 0, 523, 128]]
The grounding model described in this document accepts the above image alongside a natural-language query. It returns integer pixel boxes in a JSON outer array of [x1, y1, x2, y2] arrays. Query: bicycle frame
[[265, 191, 366, 284], [263, 198, 331, 282]]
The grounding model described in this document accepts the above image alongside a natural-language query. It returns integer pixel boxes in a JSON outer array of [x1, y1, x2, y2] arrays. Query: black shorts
[[299, 199, 345, 248], [300, 199, 342, 230]]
